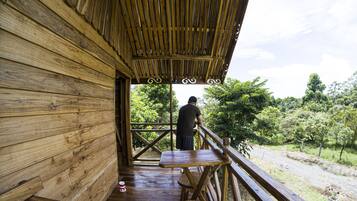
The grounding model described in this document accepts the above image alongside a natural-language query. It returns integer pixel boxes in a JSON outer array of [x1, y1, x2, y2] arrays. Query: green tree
[[204, 78, 271, 155], [254, 106, 283, 144], [330, 105, 357, 147], [135, 84, 178, 123], [335, 127, 354, 160], [131, 84, 179, 149], [304, 112, 329, 157], [274, 97, 302, 112], [280, 109, 313, 151], [303, 73, 328, 105], [328, 71, 357, 107], [131, 88, 158, 123]]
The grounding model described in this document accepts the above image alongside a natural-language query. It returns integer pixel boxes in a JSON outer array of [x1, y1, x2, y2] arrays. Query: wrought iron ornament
[[182, 78, 197, 84], [207, 79, 221, 85], [147, 77, 162, 84]]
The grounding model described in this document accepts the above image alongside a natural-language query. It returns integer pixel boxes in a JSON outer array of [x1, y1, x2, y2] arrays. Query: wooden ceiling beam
[[132, 55, 220, 61], [205, 0, 225, 80]]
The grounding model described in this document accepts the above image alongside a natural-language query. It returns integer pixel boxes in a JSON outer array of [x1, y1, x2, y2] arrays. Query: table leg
[[191, 166, 212, 200], [221, 165, 229, 201], [183, 168, 206, 201]]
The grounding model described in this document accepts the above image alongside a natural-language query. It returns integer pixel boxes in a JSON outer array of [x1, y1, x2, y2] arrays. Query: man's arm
[[196, 115, 203, 126]]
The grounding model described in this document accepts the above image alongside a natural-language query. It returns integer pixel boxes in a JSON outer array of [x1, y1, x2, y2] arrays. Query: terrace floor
[[107, 166, 182, 201]]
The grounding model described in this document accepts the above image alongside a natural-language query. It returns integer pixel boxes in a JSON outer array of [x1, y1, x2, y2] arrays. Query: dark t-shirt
[[176, 104, 201, 136]]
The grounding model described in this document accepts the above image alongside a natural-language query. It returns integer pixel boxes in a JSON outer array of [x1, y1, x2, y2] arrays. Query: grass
[[265, 144, 357, 166], [250, 157, 328, 201]]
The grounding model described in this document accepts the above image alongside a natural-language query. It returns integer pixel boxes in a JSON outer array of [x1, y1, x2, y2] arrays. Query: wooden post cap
[[223, 137, 230, 146]]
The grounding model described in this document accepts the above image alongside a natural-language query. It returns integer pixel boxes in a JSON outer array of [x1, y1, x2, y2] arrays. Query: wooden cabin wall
[[0, 1, 132, 200]]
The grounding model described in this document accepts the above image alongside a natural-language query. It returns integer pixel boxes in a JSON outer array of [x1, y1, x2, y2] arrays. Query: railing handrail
[[131, 122, 173, 126], [130, 122, 303, 201], [199, 125, 304, 201]]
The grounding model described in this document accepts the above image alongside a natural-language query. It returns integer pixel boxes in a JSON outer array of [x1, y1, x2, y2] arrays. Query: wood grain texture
[[0, 58, 113, 99], [159, 150, 229, 168], [0, 30, 114, 88], [0, 1, 120, 201], [7, 0, 133, 78], [0, 123, 115, 178], [0, 88, 113, 117], [35, 146, 117, 201], [107, 166, 181, 201], [0, 111, 114, 148], [0, 177, 43, 201], [0, 3, 115, 78], [74, 159, 118, 201], [27, 196, 58, 201], [39, 0, 133, 75], [0, 134, 116, 195]]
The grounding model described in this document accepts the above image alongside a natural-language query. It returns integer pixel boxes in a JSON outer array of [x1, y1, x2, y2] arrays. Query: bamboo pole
[[170, 60, 173, 151]]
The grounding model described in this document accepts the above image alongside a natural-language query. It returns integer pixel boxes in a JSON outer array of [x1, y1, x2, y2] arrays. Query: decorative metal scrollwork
[[182, 78, 197, 84], [207, 79, 222, 85], [234, 24, 241, 41], [147, 77, 162, 84]]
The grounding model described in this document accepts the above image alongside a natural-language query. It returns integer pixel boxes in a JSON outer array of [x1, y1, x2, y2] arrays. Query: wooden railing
[[131, 123, 304, 201], [198, 125, 304, 201], [131, 123, 175, 163]]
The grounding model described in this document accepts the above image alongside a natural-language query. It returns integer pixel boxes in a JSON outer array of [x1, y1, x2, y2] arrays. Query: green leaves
[[303, 73, 328, 105], [204, 77, 271, 155]]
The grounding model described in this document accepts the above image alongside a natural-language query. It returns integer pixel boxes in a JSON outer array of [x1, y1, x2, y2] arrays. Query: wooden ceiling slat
[[119, 1, 137, 56], [205, 0, 224, 80], [125, 0, 143, 56], [152, 0, 164, 55], [135, 0, 150, 55], [133, 54, 217, 61], [147, 0, 160, 56], [131, 0, 147, 56], [141, 0, 156, 55], [184, 0, 189, 54], [165, 0, 172, 54], [171, 0, 176, 55], [160, 0, 168, 55], [67, 0, 248, 84]]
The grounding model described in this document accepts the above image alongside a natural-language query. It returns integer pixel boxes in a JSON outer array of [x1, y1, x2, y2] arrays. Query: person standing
[[176, 96, 203, 150]]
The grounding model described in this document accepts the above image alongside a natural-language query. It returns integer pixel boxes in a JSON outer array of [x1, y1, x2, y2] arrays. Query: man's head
[[188, 96, 197, 104]]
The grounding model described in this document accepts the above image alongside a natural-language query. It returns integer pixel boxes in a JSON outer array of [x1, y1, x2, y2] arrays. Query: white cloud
[[173, 85, 206, 106], [236, 48, 276, 60], [238, 0, 316, 47], [173, 0, 357, 103], [248, 54, 356, 97], [238, 0, 357, 47]]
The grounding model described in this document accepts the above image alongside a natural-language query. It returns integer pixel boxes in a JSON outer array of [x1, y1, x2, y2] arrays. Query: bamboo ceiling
[[67, 0, 248, 84]]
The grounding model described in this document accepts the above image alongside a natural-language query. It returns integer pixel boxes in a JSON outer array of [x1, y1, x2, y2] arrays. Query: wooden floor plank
[[107, 166, 182, 201]]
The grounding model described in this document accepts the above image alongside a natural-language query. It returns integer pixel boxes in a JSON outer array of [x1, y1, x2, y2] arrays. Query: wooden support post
[[214, 171, 222, 201], [230, 171, 242, 201], [126, 79, 133, 166], [169, 60, 173, 151], [221, 137, 230, 201]]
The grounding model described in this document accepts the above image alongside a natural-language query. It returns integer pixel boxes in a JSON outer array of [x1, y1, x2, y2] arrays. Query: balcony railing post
[[204, 127, 209, 149], [221, 137, 230, 201]]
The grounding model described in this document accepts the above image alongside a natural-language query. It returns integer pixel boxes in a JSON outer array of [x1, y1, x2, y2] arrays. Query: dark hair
[[188, 96, 197, 103]]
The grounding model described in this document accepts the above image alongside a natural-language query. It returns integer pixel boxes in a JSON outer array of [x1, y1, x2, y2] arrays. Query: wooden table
[[159, 150, 230, 201]]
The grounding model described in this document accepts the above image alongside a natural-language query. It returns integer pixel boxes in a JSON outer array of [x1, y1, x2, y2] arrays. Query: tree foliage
[[303, 73, 328, 105], [254, 106, 283, 144], [328, 72, 357, 107], [134, 84, 178, 122], [131, 84, 178, 149], [204, 78, 271, 155]]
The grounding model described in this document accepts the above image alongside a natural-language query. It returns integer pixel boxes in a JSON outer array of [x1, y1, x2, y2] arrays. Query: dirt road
[[250, 146, 357, 200]]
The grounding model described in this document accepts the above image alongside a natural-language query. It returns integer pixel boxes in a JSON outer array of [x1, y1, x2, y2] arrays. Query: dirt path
[[250, 146, 357, 200]]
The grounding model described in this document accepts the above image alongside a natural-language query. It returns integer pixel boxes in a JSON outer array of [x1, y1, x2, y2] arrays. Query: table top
[[159, 149, 229, 168]]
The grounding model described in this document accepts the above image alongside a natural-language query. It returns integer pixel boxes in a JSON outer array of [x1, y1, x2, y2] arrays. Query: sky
[[174, 0, 357, 106]]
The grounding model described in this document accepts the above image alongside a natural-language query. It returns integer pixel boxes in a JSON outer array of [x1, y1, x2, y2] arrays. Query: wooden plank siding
[[0, 0, 131, 200]]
